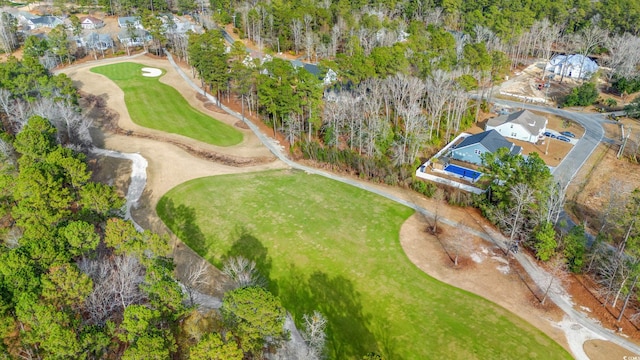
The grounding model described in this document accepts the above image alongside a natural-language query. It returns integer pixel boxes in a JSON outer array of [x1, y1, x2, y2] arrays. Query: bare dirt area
[[499, 61, 583, 106], [567, 142, 640, 231], [584, 339, 637, 359]]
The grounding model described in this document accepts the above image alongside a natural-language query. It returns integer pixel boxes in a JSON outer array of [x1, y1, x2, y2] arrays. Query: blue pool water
[[444, 164, 482, 181]]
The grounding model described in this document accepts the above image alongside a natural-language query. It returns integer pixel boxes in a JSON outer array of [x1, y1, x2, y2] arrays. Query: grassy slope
[[158, 170, 571, 360], [91, 62, 242, 146]]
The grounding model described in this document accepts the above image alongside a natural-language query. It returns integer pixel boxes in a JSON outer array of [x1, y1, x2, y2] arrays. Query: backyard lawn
[[91, 62, 242, 146], [157, 170, 571, 359]]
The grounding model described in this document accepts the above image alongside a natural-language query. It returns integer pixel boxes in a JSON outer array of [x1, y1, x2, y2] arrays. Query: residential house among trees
[[546, 54, 599, 80], [117, 16, 142, 29], [27, 15, 63, 29], [485, 110, 547, 143], [118, 29, 150, 47], [449, 130, 522, 165], [85, 33, 114, 51], [80, 16, 104, 30]]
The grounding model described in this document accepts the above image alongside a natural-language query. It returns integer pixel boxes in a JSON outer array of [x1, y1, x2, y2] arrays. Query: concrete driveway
[[493, 99, 610, 184]]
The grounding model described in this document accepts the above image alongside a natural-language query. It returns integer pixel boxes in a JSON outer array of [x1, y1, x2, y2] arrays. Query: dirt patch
[[234, 121, 249, 130], [584, 339, 637, 360], [499, 61, 583, 106], [87, 153, 131, 197], [567, 143, 640, 231]]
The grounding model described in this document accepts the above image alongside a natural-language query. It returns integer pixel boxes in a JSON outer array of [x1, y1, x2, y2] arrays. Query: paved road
[[164, 51, 640, 355]]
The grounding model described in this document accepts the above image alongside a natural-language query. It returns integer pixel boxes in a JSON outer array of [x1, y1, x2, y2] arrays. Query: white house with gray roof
[[449, 130, 522, 165], [118, 16, 142, 29], [27, 15, 63, 29], [485, 109, 547, 143]]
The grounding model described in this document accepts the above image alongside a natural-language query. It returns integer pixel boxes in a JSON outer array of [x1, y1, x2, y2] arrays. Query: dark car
[[560, 131, 575, 138], [557, 136, 571, 142], [543, 131, 556, 138]]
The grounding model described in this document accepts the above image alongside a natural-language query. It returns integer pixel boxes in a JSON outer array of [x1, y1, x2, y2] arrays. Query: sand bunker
[[141, 67, 162, 77]]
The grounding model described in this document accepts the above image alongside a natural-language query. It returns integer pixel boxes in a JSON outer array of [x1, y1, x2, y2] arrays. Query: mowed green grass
[[91, 62, 242, 146], [157, 170, 571, 360]]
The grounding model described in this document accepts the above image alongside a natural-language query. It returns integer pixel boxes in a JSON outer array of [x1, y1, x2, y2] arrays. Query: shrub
[[562, 83, 598, 107]]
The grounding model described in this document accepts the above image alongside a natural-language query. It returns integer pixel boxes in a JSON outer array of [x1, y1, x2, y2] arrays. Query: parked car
[[557, 136, 571, 142], [560, 131, 575, 138], [543, 131, 556, 138]]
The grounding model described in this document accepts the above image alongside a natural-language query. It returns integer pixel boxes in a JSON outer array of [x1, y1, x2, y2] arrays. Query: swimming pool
[[444, 164, 482, 181]]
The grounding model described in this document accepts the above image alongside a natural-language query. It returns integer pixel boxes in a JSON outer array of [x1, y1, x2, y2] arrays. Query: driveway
[[493, 99, 609, 184]]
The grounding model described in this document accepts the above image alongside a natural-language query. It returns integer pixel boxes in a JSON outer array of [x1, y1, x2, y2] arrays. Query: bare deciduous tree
[[222, 256, 265, 289], [183, 259, 211, 307], [79, 254, 144, 325], [301, 311, 327, 360], [570, 24, 607, 80], [291, 18, 303, 54], [496, 183, 535, 253]]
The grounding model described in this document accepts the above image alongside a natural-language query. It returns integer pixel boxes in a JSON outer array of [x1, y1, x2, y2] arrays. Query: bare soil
[[584, 339, 637, 359], [499, 61, 583, 106], [66, 54, 638, 357]]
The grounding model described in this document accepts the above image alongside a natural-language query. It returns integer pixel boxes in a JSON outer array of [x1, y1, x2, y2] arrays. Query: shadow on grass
[[225, 226, 274, 288], [156, 198, 210, 257], [279, 264, 379, 359]]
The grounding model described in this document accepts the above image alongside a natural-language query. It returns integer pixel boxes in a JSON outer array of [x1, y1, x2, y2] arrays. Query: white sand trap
[[141, 67, 162, 77]]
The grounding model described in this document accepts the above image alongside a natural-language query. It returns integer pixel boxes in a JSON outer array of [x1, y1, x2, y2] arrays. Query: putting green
[[91, 62, 243, 147], [158, 170, 571, 360]]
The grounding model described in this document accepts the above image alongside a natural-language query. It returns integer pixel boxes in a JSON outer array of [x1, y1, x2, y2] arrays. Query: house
[[291, 60, 337, 85], [80, 16, 104, 30], [485, 110, 547, 143], [545, 54, 599, 80], [166, 17, 203, 35], [117, 16, 142, 29], [118, 28, 151, 47], [449, 130, 522, 165], [28, 16, 64, 29], [84, 33, 114, 51]]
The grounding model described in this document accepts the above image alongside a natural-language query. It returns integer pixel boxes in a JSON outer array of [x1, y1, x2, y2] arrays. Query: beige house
[[80, 16, 104, 30]]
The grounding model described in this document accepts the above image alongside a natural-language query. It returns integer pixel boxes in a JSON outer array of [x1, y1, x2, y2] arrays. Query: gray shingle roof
[[456, 130, 517, 153], [31, 16, 62, 27], [486, 110, 547, 135]]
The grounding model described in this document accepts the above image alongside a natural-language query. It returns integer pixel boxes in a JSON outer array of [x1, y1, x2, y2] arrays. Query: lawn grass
[[158, 170, 571, 360], [91, 62, 242, 146]]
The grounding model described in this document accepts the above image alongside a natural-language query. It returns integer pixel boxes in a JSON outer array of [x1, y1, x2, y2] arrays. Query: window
[[510, 124, 514, 128], [474, 149, 482, 155], [511, 132, 517, 137]]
